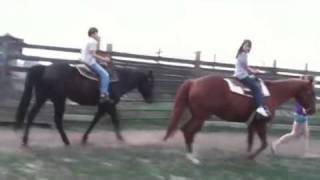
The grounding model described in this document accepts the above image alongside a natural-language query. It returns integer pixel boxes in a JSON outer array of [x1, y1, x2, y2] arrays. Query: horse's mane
[[115, 67, 147, 77], [265, 78, 308, 89], [268, 78, 302, 83]]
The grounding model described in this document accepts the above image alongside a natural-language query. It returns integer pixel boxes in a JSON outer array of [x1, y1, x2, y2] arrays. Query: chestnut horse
[[164, 75, 315, 164]]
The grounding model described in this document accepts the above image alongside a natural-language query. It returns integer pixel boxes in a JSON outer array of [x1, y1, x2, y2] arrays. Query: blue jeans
[[90, 63, 110, 95], [239, 76, 264, 108]]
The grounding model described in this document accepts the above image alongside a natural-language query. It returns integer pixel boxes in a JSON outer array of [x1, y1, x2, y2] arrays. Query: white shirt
[[233, 52, 249, 79], [81, 37, 98, 65]]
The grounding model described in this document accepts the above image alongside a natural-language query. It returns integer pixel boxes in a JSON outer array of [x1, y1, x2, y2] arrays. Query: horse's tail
[[15, 65, 45, 128], [163, 80, 192, 141]]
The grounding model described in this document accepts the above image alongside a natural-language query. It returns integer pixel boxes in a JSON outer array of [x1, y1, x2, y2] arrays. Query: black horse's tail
[[163, 80, 192, 140], [15, 65, 45, 128]]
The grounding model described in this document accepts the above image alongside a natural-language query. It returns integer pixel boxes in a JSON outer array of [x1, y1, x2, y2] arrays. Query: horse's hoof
[[117, 137, 125, 142], [81, 139, 88, 145], [13, 124, 23, 131], [186, 153, 201, 165], [116, 134, 125, 142], [63, 140, 71, 146], [270, 143, 277, 155], [81, 136, 88, 144], [21, 142, 28, 148], [22, 138, 28, 146], [246, 154, 256, 160]]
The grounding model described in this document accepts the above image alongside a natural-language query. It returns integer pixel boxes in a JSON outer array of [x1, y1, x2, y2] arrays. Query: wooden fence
[[1, 34, 320, 127]]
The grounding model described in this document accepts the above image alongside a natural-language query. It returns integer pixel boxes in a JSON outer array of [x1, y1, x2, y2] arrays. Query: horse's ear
[[307, 76, 314, 85], [309, 78, 314, 85], [301, 75, 314, 84]]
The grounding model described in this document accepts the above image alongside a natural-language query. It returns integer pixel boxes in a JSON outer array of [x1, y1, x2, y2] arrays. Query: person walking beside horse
[[272, 75, 314, 156]]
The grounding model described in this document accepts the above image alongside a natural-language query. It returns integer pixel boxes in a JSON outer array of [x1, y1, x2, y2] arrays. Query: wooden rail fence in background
[[1, 34, 320, 127]]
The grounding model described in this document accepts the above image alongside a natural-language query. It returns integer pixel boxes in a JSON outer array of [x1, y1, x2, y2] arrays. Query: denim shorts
[[293, 113, 308, 124]]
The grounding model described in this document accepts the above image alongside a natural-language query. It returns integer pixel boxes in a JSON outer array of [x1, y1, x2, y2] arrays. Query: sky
[[1, 0, 320, 71]]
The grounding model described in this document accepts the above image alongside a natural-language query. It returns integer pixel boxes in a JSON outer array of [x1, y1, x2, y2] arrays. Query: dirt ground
[[1, 128, 320, 159]]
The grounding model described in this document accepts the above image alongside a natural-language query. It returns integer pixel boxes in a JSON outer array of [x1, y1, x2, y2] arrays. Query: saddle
[[224, 77, 270, 97], [71, 63, 119, 82]]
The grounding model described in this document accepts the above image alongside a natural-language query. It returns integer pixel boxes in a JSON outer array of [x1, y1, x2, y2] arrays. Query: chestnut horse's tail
[[163, 80, 192, 141]]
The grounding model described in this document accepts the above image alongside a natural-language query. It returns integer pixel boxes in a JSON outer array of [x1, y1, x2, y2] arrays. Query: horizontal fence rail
[[1, 37, 320, 127]]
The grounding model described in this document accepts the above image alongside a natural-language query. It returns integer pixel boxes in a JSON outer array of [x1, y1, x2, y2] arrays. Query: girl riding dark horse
[[163, 75, 315, 164], [15, 62, 154, 146]]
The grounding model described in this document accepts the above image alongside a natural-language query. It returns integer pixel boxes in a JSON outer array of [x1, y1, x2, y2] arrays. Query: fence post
[[212, 53, 216, 69], [305, 62, 308, 72], [106, 43, 113, 62], [194, 51, 201, 77], [106, 43, 119, 80], [0, 41, 9, 81], [271, 59, 277, 74], [156, 49, 162, 64], [0, 34, 24, 81], [106, 43, 113, 53]]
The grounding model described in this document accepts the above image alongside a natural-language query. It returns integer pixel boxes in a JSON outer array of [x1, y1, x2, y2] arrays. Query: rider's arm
[[92, 52, 111, 64], [238, 53, 260, 74], [247, 66, 260, 74], [87, 43, 111, 64], [238, 53, 255, 74], [88, 37, 111, 64]]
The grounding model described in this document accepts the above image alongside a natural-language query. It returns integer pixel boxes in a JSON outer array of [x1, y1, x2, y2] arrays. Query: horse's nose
[[307, 108, 316, 115]]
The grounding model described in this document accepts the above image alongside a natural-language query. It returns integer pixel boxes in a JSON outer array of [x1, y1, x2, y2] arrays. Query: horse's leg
[[22, 95, 47, 146], [82, 106, 107, 144], [181, 117, 204, 165], [247, 121, 256, 153], [108, 106, 124, 141], [53, 98, 70, 146], [248, 121, 268, 159]]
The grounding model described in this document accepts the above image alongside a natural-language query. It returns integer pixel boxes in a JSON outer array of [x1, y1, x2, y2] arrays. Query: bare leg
[[303, 121, 310, 154], [272, 121, 303, 154]]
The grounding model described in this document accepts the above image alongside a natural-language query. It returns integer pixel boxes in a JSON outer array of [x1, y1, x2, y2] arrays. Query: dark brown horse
[[15, 52, 154, 146], [164, 75, 315, 164]]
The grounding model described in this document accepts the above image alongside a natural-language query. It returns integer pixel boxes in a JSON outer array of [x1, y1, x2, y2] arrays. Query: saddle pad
[[72, 64, 99, 81], [70, 64, 119, 82], [224, 78, 270, 97]]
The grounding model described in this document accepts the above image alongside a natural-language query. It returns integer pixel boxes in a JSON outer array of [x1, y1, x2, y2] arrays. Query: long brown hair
[[236, 39, 252, 58]]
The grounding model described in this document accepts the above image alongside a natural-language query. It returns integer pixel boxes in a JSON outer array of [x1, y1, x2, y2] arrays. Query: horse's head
[[295, 75, 316, 115], [137, 70, 154, 103]]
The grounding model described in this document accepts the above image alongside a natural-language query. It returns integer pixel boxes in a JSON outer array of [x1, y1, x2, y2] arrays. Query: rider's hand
[[96, 35, 101, 42], [253, 68, 263, 74], [104, 56, 111, 64], [302, 108, 307, 114], [249, 74, 256, 79]]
